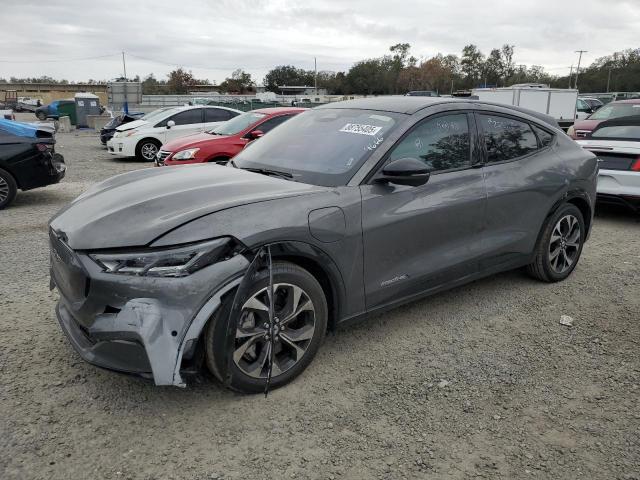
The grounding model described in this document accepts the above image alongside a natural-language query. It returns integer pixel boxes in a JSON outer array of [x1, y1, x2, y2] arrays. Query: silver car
[[49, 97, 598, 393]]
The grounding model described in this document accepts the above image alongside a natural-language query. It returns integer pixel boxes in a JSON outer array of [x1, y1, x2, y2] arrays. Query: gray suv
[[49, 97, 598, 393]]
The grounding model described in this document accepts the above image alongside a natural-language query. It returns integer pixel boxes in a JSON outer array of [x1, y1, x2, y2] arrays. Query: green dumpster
[[57, 100, 77, 126]]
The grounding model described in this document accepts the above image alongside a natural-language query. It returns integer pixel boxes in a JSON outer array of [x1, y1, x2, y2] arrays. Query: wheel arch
[[0, 165, 21, 190], [267, 241, 345, 332], [135, 136, 162, 150]]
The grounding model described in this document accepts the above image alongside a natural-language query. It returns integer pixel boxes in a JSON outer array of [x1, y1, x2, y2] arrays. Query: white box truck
[[471, 84, 578, 130]]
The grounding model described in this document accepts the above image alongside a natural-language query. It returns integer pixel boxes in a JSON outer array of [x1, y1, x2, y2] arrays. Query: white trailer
[[471, 84, 578, 130]]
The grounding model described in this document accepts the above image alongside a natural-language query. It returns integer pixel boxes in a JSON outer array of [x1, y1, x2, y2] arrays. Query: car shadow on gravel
[[594, 203, 640, 224]]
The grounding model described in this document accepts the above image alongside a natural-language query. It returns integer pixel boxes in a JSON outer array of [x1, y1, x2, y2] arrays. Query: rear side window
[[533, 125, 554, 147], [478, 114, 538, 163], [205, 108, 236, 122], [387, 113, 471, 172], [166, 109, 203, 126]]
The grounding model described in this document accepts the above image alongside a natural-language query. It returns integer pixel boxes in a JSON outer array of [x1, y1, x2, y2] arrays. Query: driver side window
[[387, 113, 471, 172]]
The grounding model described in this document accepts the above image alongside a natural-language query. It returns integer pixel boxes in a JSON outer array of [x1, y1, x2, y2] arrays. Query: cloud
[[0, 0, 638, 83]]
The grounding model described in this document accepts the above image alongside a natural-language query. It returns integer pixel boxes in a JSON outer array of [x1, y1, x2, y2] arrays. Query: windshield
[[210, 112, 266, 135], [588, 103, 640, 120], [233, 108, 404, 186], [140, 107, 178, 124]]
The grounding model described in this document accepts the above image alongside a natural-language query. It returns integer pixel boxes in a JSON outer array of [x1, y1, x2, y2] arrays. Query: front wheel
[[527, 203, 585, 282], [36, 111, 46, 121], [205, 261, 327, 393], [135, 139, 161, 161]]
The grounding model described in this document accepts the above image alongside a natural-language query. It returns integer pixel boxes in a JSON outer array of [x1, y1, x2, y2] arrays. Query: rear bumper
[[597, 169, 640, 198]]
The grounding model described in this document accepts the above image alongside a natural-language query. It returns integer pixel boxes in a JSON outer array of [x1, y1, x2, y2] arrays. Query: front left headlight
[[172, 148, 200, 160], [89, 237, 237, 277]]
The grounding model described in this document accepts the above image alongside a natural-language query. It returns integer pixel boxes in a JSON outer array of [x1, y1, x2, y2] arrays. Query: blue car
[[35, 99, 74, 121]]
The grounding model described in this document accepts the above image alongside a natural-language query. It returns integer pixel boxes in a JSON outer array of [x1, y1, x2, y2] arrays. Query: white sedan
[[577, 119, 640, 211], [107, 105, 242, 161]]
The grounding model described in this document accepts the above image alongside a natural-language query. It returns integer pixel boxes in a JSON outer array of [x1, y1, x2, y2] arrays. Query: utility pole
[[606, 66, 612, 93], [122, 51, 128, 114], [568, 65, 573, 89], [574, 50, 587, 90], [314, 57, 318, 95]]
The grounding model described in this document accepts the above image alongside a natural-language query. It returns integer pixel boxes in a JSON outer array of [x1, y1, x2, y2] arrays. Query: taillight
[[631, 157, 640, 172]]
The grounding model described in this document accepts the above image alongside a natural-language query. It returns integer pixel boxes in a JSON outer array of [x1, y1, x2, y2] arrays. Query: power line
[[0, 53, 121, 63]]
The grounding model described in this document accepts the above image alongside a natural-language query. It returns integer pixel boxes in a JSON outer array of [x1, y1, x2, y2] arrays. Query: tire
[[36, 111, 46, 121], [208, 156, 230, 165], [135, 138, 161, 162], [205, 261, 327, 393], [527, 203, 585, 282], [0, 168, 18, 210]]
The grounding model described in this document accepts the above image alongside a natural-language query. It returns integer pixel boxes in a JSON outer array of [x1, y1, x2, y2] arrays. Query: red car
[[569, 99, 640, 139], [156, 107, 306, 166]]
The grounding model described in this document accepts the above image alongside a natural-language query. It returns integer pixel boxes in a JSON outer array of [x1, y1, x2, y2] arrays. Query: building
[[0, 83, 108, 105], [277, 85, 328, 96]]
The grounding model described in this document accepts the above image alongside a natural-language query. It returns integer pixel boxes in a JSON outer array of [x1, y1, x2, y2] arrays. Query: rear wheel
[[0, 168, 18, 210], [527, 203, 585, 282], [135, 138, 161, 161], [205, 261, 327, 393]]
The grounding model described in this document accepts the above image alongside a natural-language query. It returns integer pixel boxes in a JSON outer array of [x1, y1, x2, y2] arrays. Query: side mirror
[[246, 129, 264, 140], [376, 157, 431, 187], [166, 120, 176, 129]]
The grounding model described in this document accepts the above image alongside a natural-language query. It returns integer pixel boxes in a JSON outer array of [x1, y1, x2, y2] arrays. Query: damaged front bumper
[[50, 232, 249, 387]]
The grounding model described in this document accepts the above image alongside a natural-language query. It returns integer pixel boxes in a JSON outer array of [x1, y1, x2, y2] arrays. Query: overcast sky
[[2, 0, 639, 84]]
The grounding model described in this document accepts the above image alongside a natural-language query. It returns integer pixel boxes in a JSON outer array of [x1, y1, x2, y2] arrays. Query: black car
[[100, 113, 144, 145], [0, 120, 66, 209]]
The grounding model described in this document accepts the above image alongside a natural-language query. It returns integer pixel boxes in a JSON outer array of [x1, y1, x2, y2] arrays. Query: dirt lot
[[1, 118, 639, 480]]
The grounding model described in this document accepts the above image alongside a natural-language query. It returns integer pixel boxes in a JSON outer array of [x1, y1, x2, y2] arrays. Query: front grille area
[[157, 150, 171, 163], [593, 152, 636, 170], [575, 130, 591, 138]]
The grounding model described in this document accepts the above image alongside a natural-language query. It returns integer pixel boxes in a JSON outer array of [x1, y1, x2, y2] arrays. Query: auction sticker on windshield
[[340, 123, 383, 136]]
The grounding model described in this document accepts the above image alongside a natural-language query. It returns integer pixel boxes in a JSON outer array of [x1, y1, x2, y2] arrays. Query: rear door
[[360, 111, 487, 309], [476, 111, 562, 269]]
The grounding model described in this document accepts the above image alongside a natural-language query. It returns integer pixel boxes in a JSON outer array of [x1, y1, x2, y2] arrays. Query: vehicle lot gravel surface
[[1, 121, 639, 480]]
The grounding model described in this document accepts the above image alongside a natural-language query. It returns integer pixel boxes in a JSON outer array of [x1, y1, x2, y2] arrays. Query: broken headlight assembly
[[89, 237, 239, 277]]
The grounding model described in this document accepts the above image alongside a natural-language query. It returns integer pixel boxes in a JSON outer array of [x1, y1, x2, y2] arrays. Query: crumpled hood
[[115, 119, 148, 132], [162, 132, 230, 152], [50, 164, 325, 249]]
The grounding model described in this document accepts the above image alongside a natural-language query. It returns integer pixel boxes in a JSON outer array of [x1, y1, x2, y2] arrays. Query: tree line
[[2, 45, 640, 95]]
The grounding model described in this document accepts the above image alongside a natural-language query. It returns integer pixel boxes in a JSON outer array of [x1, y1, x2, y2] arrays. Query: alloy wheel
[[233, 283, 316, 379], [0, 176, 8, 204], [141, 143, 158, 160], [548, 214, 581, 274]]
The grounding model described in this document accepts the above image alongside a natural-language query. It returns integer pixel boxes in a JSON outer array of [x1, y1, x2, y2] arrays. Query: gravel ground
[[1, 116, 639, 480]]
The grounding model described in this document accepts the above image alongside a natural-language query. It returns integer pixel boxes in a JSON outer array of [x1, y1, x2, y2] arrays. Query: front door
[[164, 108, 205, 143], [360, 112, 487, 309]]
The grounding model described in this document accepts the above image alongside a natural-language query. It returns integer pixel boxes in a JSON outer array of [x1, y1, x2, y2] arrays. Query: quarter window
[[478, 114, 538, 162], [533, 126, 554, 148], [387, 113, 471, 172]]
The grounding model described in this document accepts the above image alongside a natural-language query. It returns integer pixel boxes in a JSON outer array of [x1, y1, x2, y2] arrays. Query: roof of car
[[318, 96, 446, 114], [252, 107, 307, 115], [317, 96, 559, 127]]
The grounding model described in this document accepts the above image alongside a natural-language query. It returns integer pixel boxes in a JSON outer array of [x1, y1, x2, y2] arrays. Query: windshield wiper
[[244, 167, 293, 180]]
